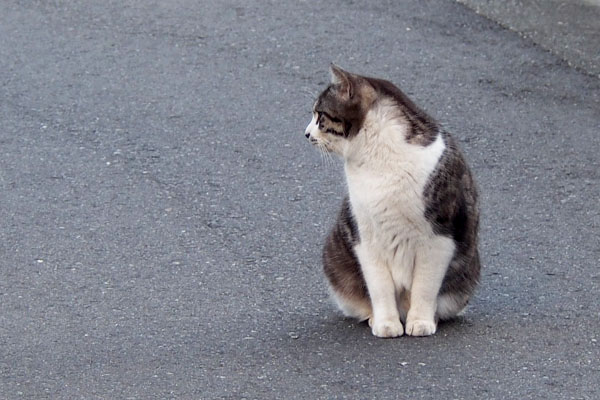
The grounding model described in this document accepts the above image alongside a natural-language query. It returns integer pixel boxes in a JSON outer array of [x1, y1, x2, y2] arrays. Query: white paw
[[370, 318, 404, 338], [405, 319, 437, 337]]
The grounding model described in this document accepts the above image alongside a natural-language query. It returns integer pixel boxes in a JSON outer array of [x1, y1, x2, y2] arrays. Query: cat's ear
[[330, 63, 354, 99]]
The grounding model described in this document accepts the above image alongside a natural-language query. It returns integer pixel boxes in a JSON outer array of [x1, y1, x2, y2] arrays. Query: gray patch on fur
[[423, 130, 481, 311]]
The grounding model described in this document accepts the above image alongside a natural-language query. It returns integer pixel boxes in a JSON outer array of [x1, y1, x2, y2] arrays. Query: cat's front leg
[[406, 236, 455, 337], [354, 243, 403, 338]]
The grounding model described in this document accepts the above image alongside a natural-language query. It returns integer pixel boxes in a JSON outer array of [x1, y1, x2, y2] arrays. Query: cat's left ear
[[330, 63, 354, 99]]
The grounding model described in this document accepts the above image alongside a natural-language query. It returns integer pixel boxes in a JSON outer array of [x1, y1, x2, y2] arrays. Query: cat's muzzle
[[304, 132, 317, 144]]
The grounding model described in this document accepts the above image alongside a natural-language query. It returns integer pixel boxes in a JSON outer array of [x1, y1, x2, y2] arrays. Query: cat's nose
[[305, 132, 311, 139]]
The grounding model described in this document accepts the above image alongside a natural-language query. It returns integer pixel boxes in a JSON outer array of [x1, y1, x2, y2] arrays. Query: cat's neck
[[343, 98, 440, 171]]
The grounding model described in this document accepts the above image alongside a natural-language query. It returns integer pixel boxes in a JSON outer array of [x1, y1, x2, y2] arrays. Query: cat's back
[[423, 130, 480, 247]]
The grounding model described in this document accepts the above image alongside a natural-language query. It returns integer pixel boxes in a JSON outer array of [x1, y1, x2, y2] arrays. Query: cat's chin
[[313, 141, 334, 154]]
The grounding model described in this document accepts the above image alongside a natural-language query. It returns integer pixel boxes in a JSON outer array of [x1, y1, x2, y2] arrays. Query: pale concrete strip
[[457, 0, 600, 77]]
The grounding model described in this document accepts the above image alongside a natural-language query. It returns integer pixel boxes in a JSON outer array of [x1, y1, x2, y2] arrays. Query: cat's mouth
[[305, 129, 334, 153], [305, 134, 321, 146], [304, 131, 320, 146]]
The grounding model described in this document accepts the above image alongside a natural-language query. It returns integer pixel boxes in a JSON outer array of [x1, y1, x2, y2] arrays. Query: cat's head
[[304, 64, 376, 155]]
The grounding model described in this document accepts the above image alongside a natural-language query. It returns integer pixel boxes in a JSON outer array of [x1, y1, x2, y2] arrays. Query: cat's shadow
[[288, 313, 473, 345], [352, 316, 472, 337]]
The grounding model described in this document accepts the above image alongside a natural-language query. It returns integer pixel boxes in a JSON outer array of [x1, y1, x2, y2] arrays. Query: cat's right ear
[[330, 63, 354, 99]]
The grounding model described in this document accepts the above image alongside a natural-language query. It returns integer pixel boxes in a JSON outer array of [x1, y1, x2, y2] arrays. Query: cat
[[304, 65, 480, 337]]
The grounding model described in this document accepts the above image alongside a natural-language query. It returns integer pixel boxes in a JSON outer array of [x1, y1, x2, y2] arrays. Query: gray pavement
[[1, 0, 599, 399]]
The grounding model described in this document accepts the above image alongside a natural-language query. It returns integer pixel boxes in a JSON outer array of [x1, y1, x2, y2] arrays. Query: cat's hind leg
[[436, 293, 469, 320], [329, 287, 372, 322], [323, 204, 373, 323]]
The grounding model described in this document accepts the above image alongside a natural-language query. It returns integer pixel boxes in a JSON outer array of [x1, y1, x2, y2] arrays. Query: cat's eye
[[317, 110, 341, 124], [327, 114, 342, 123]]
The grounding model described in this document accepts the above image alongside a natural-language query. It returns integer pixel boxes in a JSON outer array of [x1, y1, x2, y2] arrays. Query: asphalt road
[[1, 1, 599, 399]]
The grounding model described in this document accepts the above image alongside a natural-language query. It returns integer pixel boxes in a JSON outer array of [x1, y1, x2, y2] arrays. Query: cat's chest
[[344, 136, 446, 240], [345, 168, 428, 228]]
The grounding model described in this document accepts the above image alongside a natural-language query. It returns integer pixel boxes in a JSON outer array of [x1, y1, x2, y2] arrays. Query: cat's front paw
[[370, 317, 404, 338], [405, 319, 437, 337]]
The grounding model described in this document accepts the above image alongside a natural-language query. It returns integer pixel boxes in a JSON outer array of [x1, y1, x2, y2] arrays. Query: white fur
[[327, 286, 371, 322], [437, 293, 468, 320], [305, 112, 347, 154], [308, 99, 456, 337], [305, 113, 318, 135]]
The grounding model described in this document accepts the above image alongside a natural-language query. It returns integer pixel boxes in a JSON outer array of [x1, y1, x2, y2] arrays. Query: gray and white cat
[[305, 65, 480, 337]]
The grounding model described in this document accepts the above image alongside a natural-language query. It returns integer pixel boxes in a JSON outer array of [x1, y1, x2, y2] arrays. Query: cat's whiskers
[[301, 87, 317, 100], [317, 144, 329, 167], [324, 148, 335, 168], [317, 142, 335, 168]]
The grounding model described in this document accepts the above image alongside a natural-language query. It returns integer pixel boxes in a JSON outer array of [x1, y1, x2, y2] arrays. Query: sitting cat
[[304, 65, 480, 337]]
